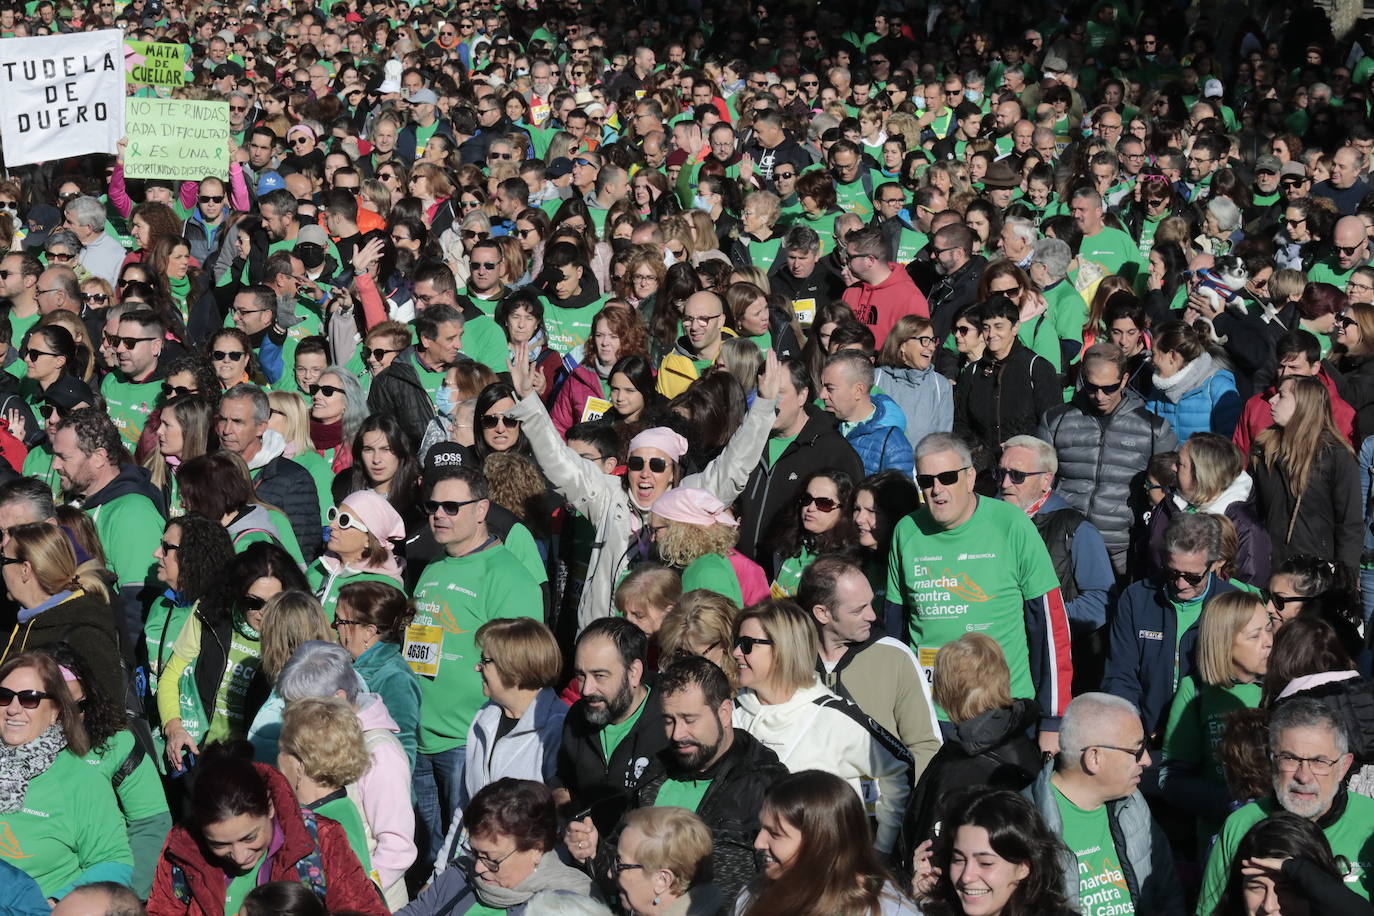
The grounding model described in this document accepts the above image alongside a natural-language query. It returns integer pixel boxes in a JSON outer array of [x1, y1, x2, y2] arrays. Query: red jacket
[[841, 264, 929, 349], [1233, 368, 1357, 458], [147, 764, 389, 916]]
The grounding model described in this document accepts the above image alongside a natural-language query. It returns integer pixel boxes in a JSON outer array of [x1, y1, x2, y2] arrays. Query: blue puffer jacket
[[1145, 353, 1242, 442], [843, 393, 914, 476]]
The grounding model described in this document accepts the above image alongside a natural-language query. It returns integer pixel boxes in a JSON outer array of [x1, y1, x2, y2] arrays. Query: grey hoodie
[[874, 364, 954, 448]]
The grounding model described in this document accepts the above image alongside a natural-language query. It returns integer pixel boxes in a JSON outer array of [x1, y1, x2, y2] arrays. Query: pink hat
[[628, 427, 689, 463], [651, 487, 738, 527], [287, 123, 316, 142], [335, 489, 406, 580]]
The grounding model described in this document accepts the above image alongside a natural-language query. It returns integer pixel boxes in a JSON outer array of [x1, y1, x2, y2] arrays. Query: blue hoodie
[[843, 392, 914, 475]]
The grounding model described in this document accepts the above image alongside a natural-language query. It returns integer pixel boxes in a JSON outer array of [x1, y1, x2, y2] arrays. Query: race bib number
[[917, 646, 940, 686], [581, 396, 611, 423], [404, 624, 444, 677], [793, 297, 816, 328]]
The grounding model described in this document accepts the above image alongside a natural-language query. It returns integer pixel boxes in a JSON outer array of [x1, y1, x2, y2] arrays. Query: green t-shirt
[[145, 594, 194, 695], [21, 443, 59, 497], [681, 551, 743, 606], [410, 543, 541, 753], [1163, 677, 1262, 784], [542, 294, 610, 359], [313, 792, 372, 875], [99, 374, 161, 450], [3, 750, 133, 898], [1078, 226, 1142, 280], [224, 854, 268, 916], [83, 729, 170, 822], [1053, 786, 1134, 916], [1135, 215, 1162, 258], [461, 314, 513, 373], [414, 120, 439, 156], [887, 496, 1060, 705], [599, 687, 650, 762], [833, 172, 885, 219], [1308, 259, 1357, 289], [1044, 280, 1088, 345], [88, 492, 163, 591], [1170, 595, 1204, 691], [766, 432, 797, 466], [771, 545, 814, 598], [653, 776, 712, 812], [9, 308, 38, 351], [307, 559, 399, 621], [894, 225, 928, 263], [411, 350, 447, 406]]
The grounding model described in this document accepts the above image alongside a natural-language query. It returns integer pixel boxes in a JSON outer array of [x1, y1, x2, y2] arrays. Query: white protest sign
[[0, 30, 125, 168]]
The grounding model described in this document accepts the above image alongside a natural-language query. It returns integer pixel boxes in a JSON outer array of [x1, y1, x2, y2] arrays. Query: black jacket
[[736, 406, 863, 567], [770, 262, 842, 318], [903, 699, 1042, 854], [7, 590, 125, 708], [553, 687, 669, 835], [253, 454, 324, 563], [634, 730, 788, 904], [920, 253, 986, 344], [954, 341, 1062, 469], [1327, 351, 1374, 442], [368, 349, 437, 448], [741, 136, 811, 192], [1249, 440, 1362, 574]]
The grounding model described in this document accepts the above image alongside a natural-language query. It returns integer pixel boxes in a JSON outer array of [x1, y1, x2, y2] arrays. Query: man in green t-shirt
[[886, 433, 1071, 752], [1026, 693, 1184, 916], [1198, 697, 1374, 914], [409, 465, 541, 871], [1071, 188, 1141, 281], [100, 310, 165, 451]]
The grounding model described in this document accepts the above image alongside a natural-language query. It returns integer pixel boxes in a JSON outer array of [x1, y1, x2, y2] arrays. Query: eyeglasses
[[1086, 742, 1148, 762], [161, 383, 196, 399], [308, 383, 344, 397], [992, 467, 1046, 486], [626, 456, 668, 473], [159, 540, 181, 554], [1164, 566, 1209, 586], [796, 492, 840, 512], [610, 853, 645, 875], [1081, 379, 1124, 395], [0, 687, 50, 709], [367, 347, 402, 362], [424, 497, 483, 516], [682, 313, 723, 326], [732, 634, 774, 654], [232, 306, 271, 317], [905, 335, 938, 347], [462, 842, 518, 873], [916, 466, 970, 490], [199, 194, 226, 203], [1262, 589, 1312, 611], [212, 349, 247, 361], [330, 617, 369, 630], [1273, 752, 1341, 776], [110, 335, 157, 350], [487, 151, 514, 160], [327, 506, 369, 532]]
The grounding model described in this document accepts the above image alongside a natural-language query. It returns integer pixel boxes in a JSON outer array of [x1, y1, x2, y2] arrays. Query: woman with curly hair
[[649, 486, 768, 608], [41, 642, 171, 898], [644, 260, 701, 362], [206, 328, 264, 390], [551, 305, 649, 435], [617, 245, 667, 308], [769, 469, 859, 595], [145, 514, 236, 700]]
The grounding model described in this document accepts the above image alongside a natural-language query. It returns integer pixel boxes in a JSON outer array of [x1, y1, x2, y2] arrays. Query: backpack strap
[[295, 809, 329, 901], [111, 739, 145, 790]]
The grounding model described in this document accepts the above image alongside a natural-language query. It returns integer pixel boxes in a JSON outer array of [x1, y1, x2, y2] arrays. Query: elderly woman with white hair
[[504, 343, 784, 627], [278, 641, 416, 908], [1028, 236, 1088, 358], [1198, 197, 1243, 257]]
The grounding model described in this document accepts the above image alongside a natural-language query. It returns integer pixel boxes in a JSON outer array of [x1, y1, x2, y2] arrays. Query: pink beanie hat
[[627, 427, 689, 463], [651, 487, 738, 527]]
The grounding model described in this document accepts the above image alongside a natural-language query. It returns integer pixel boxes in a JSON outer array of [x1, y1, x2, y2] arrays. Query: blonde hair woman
[[657, 589, 739, 687], [1161, 591, 1271, 839], [614, 807, 719, 916], [906, 633, 1041, 843], [730, 600, 912, 855], [649, 487, 767, 609]]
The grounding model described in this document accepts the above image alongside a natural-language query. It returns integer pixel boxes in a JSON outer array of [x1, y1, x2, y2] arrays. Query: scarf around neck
[[469, 850, 593, 908], [310, 417, 344, 453], [0, 723, 67, 813]]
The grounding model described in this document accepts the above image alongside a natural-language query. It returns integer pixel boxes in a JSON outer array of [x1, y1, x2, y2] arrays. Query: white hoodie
[[733, 679, 912, 852]]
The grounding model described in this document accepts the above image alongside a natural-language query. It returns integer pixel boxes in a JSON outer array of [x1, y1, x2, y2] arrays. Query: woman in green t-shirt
[[769, 470, 859, 598], [1161, 591, 1272, 836], [146, 515, 236, 704]]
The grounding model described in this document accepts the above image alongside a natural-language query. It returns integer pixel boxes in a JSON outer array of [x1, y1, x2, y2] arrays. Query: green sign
[[124, 40, 186, 86], [124, 98, 229, 182]]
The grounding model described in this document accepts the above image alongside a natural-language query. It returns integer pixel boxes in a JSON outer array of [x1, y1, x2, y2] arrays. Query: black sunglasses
[[161, 383, 196, 399], [308, 383, 344, 397], [212, 349, 247, 361], [423, 497, 483, 516], [1081, 379, 1124, 395], [481, 414, 520, 430], [0, 687, 50, 709], [796, 494, 838, 511], [1262, 589, 1312, 611], [367, 347, 402, 362], [992, 467, 1046, 486], [732, 635, 774, 655], [241, 595, 268, 612], [626, 456, 668, 473], [916, 466, 970, 490], [38, 403, 68, 420], [1164, 567, 1209, 586]]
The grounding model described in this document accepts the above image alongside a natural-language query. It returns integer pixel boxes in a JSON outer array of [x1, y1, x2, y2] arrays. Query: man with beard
[[557, 618, 668, 839], [802, 555, 940, 772], [1198, 697, 1374, 912], [566, 658, 787, 904]]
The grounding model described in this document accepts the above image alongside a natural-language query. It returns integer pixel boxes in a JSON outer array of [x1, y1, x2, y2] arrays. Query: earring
[[653, 898, 660, 907]]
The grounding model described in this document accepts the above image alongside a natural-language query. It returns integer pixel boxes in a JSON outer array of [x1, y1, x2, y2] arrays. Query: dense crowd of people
[[3, 0, 1374, 913]]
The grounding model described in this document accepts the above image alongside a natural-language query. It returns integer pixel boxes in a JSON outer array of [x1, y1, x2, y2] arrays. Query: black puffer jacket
[[1037, 388, 1178, 551], [634, 730, 788, 905], [902, 698, 1042, 855], [367, 348, 437, 448], [254, 455, 324, 563]]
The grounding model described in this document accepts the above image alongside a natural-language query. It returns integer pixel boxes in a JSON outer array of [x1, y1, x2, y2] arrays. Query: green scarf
[[168, 275, 191, 314]]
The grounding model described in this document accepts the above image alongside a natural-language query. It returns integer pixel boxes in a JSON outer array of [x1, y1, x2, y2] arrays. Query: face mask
[[913, 95, 926, 110], [965, 89, 982, 103], [692, 193, 712, 212], [296, 245, 325, 269]]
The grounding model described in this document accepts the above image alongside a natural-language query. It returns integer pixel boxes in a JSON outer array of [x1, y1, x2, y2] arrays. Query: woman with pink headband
[[504, 341, 785, 627], [648, 486, 769, 607]]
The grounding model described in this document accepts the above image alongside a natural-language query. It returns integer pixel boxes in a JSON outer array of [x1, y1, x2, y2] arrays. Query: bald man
[[1309, 215, 1372, 287], [657, 291, 729, 397]]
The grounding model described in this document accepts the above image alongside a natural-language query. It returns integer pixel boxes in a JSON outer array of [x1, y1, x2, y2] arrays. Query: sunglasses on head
[[626, 456, 668, 473], [796, 494, 839, 511], [916, 466, 969, 489], [732, 634, 773, 655], [0, 687, 50, 709], [309, 383, 344, 397], [212, 349, 247, 361], [480, 413, 519, 429]]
